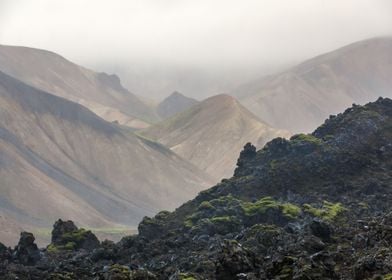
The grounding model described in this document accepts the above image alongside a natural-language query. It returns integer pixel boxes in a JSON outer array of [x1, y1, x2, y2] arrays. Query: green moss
[[358, 202, 369, 209], [178, 273, 197, 280], [47, 242, 76, 252], [281, 203, 301, 218], [186, 196, 302, 232], [198, 201, 214, 210], [184, 218, 194, 228], [62, 228, 88, 242], [291, 133, 323, 145], [47, 244, 59, 253], [242, 196, 279, 216], [303, 204, 323, 217], [269, 159, 279, 169], [210, 216, 233, 223], [209, 194, 239, 207], [383, 274, 392, 280], [155, 210, 171, 220], [64, 242, 76, 250], [110, 264, 130, 273], [303, 201, 346, 221]]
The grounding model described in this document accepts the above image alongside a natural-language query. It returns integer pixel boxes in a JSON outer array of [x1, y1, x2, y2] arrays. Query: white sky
[[1, 0, 392, 98]]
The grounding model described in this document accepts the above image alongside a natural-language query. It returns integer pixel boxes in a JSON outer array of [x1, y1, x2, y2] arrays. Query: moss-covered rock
[[48, 219, 100, 251]]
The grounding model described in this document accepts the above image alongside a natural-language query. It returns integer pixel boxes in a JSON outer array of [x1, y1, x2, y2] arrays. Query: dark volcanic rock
[[308, 220, 332, 242], [14, 232, 40, 265], [51, 219, 78, 244], [49, 219, 100, 251]]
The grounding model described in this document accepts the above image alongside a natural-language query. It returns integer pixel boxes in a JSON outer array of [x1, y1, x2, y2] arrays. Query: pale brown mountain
[[0, 45, 157, 128], [0, 71, 212, 245], [235, 37, 392, 132], [156, 91, 199, 119], [141, 94, 289, 181]]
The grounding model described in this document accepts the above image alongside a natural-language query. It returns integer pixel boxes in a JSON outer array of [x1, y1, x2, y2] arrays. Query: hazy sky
[[1, 0, 392, 98]]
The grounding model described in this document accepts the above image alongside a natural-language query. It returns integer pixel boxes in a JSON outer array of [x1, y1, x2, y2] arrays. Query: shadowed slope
[[0, 71, 212, 245]]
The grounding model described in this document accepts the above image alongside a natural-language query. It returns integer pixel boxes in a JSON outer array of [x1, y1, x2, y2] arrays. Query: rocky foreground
[[1, 97, 392, 279]]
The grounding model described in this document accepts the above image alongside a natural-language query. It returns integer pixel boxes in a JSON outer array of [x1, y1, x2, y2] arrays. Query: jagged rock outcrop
[[13, 232, 41, 265], [49, 219, 100, 251]]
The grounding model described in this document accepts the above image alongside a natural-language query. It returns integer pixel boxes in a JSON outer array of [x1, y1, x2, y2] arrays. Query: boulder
[[309, 220, 332, 242], [49, 219, 100, 251], [14, 232, 41, 265]]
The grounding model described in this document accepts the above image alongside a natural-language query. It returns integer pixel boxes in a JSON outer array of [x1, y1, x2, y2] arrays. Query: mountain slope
[[235, 37, 392, 132], [0, 71, 212, 245], [0, 44, 157, 127], [142, 94, 289, 181], [156, 91, 199, 119]]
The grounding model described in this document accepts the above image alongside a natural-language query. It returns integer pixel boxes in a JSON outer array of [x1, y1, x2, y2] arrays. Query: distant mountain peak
[[202, 94, 239, 108], [169, 91, 185, 97], [156, 91, 199, 119], [144, 94, 289, 181]]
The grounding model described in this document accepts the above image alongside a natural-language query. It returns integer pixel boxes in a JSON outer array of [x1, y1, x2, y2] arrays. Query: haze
[[1, 0, 392, 99]]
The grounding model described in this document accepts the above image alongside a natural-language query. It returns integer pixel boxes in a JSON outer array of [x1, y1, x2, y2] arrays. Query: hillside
[[1, 97, 391, 279], [0, 45, 157, 128], [156, 91, 199, 119], [0, 71, 212, 245], [142, 94, 289, 181], [235, 37, 392, 132]]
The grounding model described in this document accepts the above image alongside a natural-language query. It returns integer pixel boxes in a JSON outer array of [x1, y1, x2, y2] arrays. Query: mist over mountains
[[0, 2, 392, 277], [0, 36, 391, 247]]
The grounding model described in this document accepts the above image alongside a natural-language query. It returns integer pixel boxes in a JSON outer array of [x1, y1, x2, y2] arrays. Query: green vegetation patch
[[184, 195, 303, 230], [291, 133, 323, 145], [242, 196, 280, 216], [281, 203, 302, 219], [243, 197, 301, 219], [178, 273, 197, 280], [383, 274, 392, 280], [303, 201, 346, 221], [47, 242, 76, 252], [198, 201, 215, 211], [62, 228, 88, 242]]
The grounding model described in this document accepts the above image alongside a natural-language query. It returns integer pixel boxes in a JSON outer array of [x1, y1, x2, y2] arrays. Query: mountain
[[2, 97, 391, 279], [235, 37, 392, 132], [156, 91, 199, 119], [0, 71, 212, 245], [0, 45, 157, 128], [142, 94, 290, 181]]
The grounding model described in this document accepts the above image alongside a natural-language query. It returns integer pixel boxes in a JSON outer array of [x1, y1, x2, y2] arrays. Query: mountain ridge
[[235, 37, 392, 132], [0, 44, 157, 128]]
